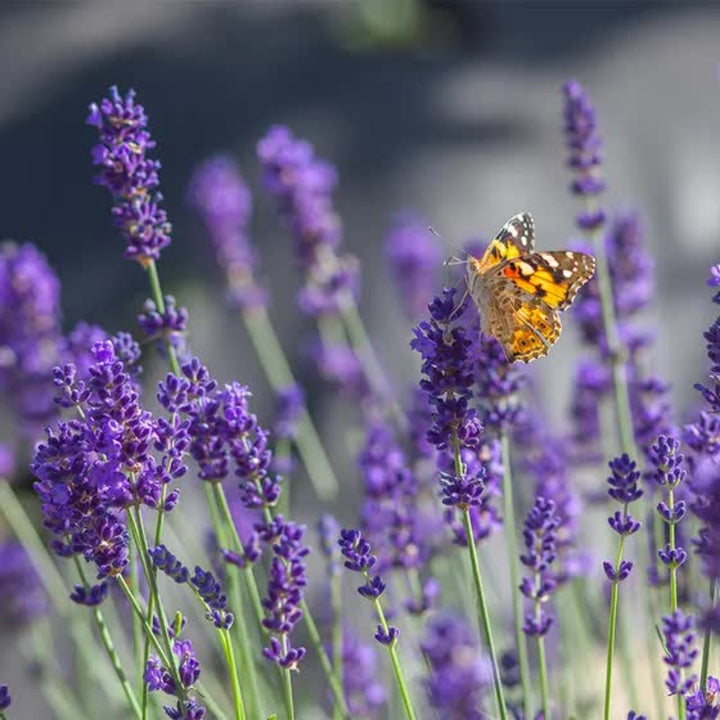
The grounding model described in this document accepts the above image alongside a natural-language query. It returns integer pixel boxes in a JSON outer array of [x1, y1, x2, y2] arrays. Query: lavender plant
[[1, 78, 720, 720]]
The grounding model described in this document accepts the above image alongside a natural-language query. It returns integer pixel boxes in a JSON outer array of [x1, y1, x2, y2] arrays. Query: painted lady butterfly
[[466, 212, 596, 363]]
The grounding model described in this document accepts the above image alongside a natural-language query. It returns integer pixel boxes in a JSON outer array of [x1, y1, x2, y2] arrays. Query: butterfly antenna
[[429, 226, 470, 261]]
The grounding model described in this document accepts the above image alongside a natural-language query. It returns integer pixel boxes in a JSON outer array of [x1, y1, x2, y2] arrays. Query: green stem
[[603, 535, 626, 720], [537, 636, 550, 720], [701, 579, 718, 691], [116, 575, 173, 665], [281, 665, 295, 720], [145, 260, 180, 376], [337, 289, 406, 428], [665, 487, 686, 720], [204, 483, 263, 720], [331, 567, 344, 720], [243, 305, 338, 500], [126, 508, 189, 708], [370, 587, 417, 720], [219, 630, 247, 720], [461, 508, 509, 720], [500, 433, 531, 718], [73, 558, 142, 720], [299, 596, 350, 719]]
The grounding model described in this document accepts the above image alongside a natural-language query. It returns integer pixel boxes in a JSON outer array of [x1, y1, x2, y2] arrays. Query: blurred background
[[1, 1, 720, 715]]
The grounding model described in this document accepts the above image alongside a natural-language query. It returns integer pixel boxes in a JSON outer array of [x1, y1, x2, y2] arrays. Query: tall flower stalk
[[520, 497, 560, 718], [603, 454, 643, 720], [411, 288, 508, 719], [187, 157, 339, 500], [338, 529, 417, 720]]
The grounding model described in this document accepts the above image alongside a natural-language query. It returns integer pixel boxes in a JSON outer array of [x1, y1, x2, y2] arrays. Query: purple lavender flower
[[518, 420, 586, 584], [0, 242, 64, 436], [0, 684, 10, 711], [358, 419, 433, 574], [32, 338, 196, 587], [87, 86, 171, 264], [421, 613, 491, 719], [384, 212, 441, 319], [563, 82, 669, 460], [257, 125, 359, 314], [340, 631, 386, 718], [259, 516, 308, 670], [339, 529, 399, 644], [649, 434, 688, 572], [318, 513, 340, 575], [661, 610, 698, 696], [411, 288, 481, 452], [273, 384, 304, 442], [519, 497, 559, 637], [627, 713, 646, 720], [442, 442, 503, 546], [0, 541, 47, 627], [187, 155, 267, 310], [684, 266, 720, 590], [164, 698, 206, 720], [138, 295, 188, 354], [412, 288, 488, 521], [146, 635, 204, 718], [464, 313, 524, 434], [0, 444, 14, 479], [257, 125, 341, 269], [603, 454, 643, 583], [563, 79, 606, 232], [686, 676, 720, 719]]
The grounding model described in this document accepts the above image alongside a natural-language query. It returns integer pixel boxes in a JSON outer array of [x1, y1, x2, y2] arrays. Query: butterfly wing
[[479, 249, 595, 363], [481, 286, 562, 363], [475, 212, 535, 274]]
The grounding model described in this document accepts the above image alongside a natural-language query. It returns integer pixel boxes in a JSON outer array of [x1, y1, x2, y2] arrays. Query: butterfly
[[465, 212, 596, 363]]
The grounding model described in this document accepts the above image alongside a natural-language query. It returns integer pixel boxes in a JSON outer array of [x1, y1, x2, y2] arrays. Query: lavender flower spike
[[88, 86, 171, 264], [0, 684, 10, 711], [563, 78, 606, 231], [187, 156, 267, 310]]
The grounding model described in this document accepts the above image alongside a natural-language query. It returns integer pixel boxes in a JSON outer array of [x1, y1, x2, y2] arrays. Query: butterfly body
[[466, 212, 595, 363]]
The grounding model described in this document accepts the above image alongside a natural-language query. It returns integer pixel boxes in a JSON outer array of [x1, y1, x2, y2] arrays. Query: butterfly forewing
[[476, 212, 535, 274]]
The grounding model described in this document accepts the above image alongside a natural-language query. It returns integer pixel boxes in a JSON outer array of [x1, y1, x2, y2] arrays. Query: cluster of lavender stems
[[3, 79, 720, 720]]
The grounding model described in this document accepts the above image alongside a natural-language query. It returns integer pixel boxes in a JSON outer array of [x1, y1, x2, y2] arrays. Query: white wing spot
[[565, 251, 575, 258], [562, 269, 573, 278], [541, 253, 559, 268]]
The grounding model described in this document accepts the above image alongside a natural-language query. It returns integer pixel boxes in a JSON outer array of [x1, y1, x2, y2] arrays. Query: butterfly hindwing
[[476, 212, 535, 274]]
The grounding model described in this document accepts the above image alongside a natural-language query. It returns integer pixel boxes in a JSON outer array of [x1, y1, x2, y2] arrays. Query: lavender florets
[[87, 86, 171, 264]]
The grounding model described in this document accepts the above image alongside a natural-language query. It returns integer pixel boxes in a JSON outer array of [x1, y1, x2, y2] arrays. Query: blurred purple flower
[[0, 541, 47, 628], [519, 497, 559, 637], [0, 444, 14, 479], [384, 212, 441, 319], [340, 631, 386, 718], [257, 124, 357, 314], [563, 79, 606, 232], [421, 613, 491, 719], [0, 242, 63, 436], [661, 610, 698, 696], [187, 155, 267, 310]]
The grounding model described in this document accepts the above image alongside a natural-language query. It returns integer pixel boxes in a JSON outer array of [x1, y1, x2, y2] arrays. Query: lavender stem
[[499, 433, 531, 718], [73, 557, 142, 720]]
